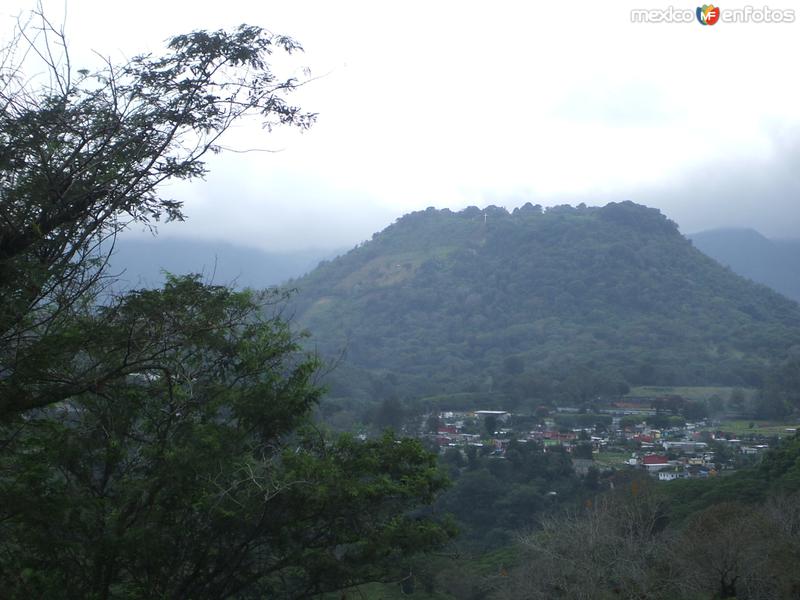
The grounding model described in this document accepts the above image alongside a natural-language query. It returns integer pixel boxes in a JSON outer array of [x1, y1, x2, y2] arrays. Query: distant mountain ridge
[[690, 228, 800, 303], [289, 202, 800, 410], [107, 237, 341, 289]]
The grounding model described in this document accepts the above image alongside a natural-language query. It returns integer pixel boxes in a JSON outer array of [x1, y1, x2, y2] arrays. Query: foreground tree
[[494, 474, 800, 600], [0, 13, 452, 598], [0, 277, 451, 598], [492, 477, 669, 600], [0, 11, 314, 416]]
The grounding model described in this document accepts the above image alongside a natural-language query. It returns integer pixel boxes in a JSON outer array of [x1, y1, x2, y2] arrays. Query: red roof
[[642, 455, 669, 465], [613, 401, 648, 409], [543, 431, 577, 441]]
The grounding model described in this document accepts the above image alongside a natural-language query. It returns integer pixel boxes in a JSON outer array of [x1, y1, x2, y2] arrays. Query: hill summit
[[290, 202, 800, 410]]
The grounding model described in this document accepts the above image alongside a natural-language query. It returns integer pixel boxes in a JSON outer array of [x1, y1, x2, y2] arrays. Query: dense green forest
[[290, 203, 800, 419]]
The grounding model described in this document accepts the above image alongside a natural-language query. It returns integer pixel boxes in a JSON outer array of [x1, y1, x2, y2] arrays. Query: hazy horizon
[[120, 201, 800, 256]]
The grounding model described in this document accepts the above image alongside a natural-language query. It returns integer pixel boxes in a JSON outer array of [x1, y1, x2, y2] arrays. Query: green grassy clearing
[[628, 386, 756, 402], [704, 419, 800, 437]]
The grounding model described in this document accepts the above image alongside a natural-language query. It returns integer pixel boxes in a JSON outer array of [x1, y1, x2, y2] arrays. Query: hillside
[[289, 202, 800, 411], [690, 228, 800, 303]]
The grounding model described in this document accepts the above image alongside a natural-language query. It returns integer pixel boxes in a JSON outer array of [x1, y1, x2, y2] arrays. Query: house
[[538, 431, 578, 444], [740, 445, 768, 455], [662, 441, 708, 454], [474, 410, 510, 422], [658, 467, 688, 481], [641, 454, 670, 472]]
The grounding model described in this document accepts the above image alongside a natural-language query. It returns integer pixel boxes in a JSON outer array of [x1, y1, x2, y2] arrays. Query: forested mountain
[[690, 228, 800, 303], [289, 202, 800, 411], [107, 237, 339, 289]]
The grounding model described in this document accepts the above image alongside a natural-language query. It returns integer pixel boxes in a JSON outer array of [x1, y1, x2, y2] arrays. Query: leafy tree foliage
[[495, 482, 800, 600], [372, 396, 406, 431], [754, 352, 800, 418], [0, 13, 314, 416], [0, 16, 451, 598], [0, 277, 451, 598], [483, 414, 498, 436], [434, 440, 579, 549], [494, 477, 669, 600]]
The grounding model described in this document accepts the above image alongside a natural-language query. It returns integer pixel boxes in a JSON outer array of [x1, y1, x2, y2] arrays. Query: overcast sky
[[3, 0, 799, 251]]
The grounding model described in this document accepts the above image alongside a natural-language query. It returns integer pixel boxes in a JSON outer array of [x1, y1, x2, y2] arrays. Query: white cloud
[[3, 0, 799, 248]]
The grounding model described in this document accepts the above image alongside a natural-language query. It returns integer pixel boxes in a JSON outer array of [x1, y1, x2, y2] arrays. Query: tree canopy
[[0, 13, 314, 416], [0, 13, 451, 598], [0, 277, 451, 598]]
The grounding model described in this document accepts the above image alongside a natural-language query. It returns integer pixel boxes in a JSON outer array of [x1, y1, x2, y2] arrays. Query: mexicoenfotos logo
[[697, 4, 721, 25], [631, 4, 795, 23]]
